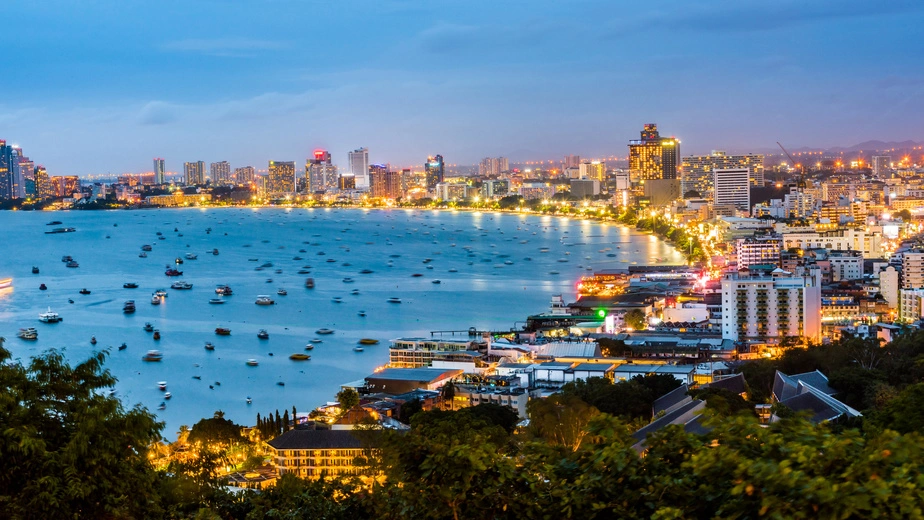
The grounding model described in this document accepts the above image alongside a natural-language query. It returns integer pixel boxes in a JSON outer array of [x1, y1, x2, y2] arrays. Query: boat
[[432, 280, 442, 284], [31, 266, 39, 274], [68, 299, 74, 304], [255, 296, 275, 305], [39, 308, 62, 323], [155, 289, 167, 298], [411, 273, 423, 277], [331, 297, 343, 303], [276, 381, 285, 386], [353, 346, 364, 352], [387, 297, 402, 304], [351, 289, 360, 295], [164, 268, 183, 276], [316, 328, 335, 335], [246, 359, 259, 366], [143, 322, 154, 332], [123, 301, 136, 313], [358, 310, 366, 317], [153, 330, 161, 340], [142, 350, 163, 362], [215, 327, 231, 336], [246, 397, 252, 404], [141, 245, 152, 252], [360, 269, 374, 274], [46, 220, 62, 225], [124, 282, 139, 289], [175, 257, 183, 265], [342, 277, 355, 283], [66, 260, 79, 268], [79, 288, 91, 295], [358, 338, 379, 345], [118, 344, 127, 351], [158, 381, 167, 391], [45, 227, 76, 234], [305, 278, 315, 289], [90, 336, 96, 345], [448, 268, 458, 273], [164, 392, 172, 400], [257, 329, 269, 339], [277, 288, 287, 296], [204, 342, 215, 351], [289, 353, 310, 361], [215, 285, 233, 295], [139, 252, 148, 258], [61, 255, 73, 262], [17, 328, 38, 340], [171, 281, 193, 290], [185, 253, 198, 260], [39, 283, 47, 291], [212, 249, 219, 255], [311, 338, 322, 343], [304, 344, 314, 350], [209, 298, 225, 304], [157, 402, 166, 410]]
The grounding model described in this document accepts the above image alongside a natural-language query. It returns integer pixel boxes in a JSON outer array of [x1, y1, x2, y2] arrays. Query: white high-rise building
[[713, 168, 751, 212], [210, 161, 231, 185], [878, 266, 899, 310], [735, 236, 782, 269], [901, 251, 924, 289], [721, 267, 822, 343], [349, 148, 369, 189], [153, 158, 165, 185]]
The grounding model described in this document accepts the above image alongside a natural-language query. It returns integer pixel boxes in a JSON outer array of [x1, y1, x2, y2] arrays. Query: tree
[[526, 393, 600, 451], [462, 403, 520, 434], [624, 309, 646, 330], [0, 343, 164, 518], [397, 398, 423, 424], [597, 337, 629, 357], [336, 388, 360, 414], [896, 209, 913, 221], [188, 412, 245, 446], [870, 382, 924, 434]]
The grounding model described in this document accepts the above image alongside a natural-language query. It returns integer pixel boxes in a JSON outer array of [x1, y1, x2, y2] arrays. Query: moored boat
[[215, 285, 233, 296], [17, 328, 38, 340], [305, 278, 315, 289], [123, 300, 136, 313], [257, 329, 269, 339], [255, 295, 275, 305], [387, 297, 402, 304], [142, 350, 163, 362], [277, 288, 287, 296], [79, 288, 91, 295], [289, 353, 310, 361], [164, 267, 182, 276], [39, 307, 62, 323], [143, 322, 154, 332], [31, 266, 39, 274], [353, 346, 364, 352], [204, 342, 215, 351], [316, 328, 334, 335], [246, 359, 259, 366], [358, 338, 379, 345], [215, 327, 231, 336], [153, 330, 161, 340], [209, 298, 225, 304], [124, 282, 139, 289], [90, 336, 96, 345], [171, 281, 193, 290]]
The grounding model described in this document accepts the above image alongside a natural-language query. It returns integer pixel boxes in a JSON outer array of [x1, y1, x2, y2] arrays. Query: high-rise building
[[307, 150, 338, 193], [720, 268, 822, 343], [184, 161, 205, 186], [51, 176, 81, 198], [349, 148, 369, 188], [338, 174, 356, 191], [368, 164, 389, 198], [153, 158, 166, 185], [579, 161, 605, 182], [479, 157, 510, 177], [713, 168, 751, 212], [480, 179, 508, 199], [628, 124, 678, 182], [901, 251, 924, 289], [210, 161, 231, 185], [7, 146, 23, 198], [425, 155, 444, 191], [682, 151, 764, 196], [735, 236, 782, 270], [34, 166, 52, 199], [267, 161, 296, 196], [18, 157, 35, 198], [563, 155, 582, 169], [234, 166, 255, 185], [0, 140, 13, 200], [872, 156, 891, 177]]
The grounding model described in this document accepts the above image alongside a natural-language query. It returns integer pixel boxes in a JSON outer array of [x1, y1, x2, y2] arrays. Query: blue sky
[[2, 0, 923, 175]]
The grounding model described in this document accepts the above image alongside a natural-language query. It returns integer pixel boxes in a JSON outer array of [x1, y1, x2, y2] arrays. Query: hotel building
[[720, 268, 822, 343]]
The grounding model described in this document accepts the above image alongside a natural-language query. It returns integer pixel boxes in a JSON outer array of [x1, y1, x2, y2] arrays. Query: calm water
[[0, 207, 684, 436]]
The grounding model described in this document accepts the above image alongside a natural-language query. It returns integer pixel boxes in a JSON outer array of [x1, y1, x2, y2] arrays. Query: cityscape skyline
[[3, 1, 924, 176]]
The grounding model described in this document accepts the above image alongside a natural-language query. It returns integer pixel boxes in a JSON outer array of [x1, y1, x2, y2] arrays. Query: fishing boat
[[246, 359, 259, 367], [123, 301, 136, 313], [255, 295, 275, 305], [215, 327, 231, 336], [39, 308, 62, 323], [358, 338, 379, 345], [171, 281, 193, 290], [305, 278, 315, 289], [316, 328, 334, 335], [204, 342, 215, 351], [209, 298, 225, 304], [289, 353, 310, 361], [31, 266, 39, 274], [143, 322, 154, 332], [164, 267, 183, 276], [257, 329, 269, 339], [153, 330, 161, 340], [79, 288, 91, 295], [215, 285, 233, 296], [17, 328, 38, 340], [277, 288, 287, 296], [124, 282, 139, 289], [142, 350, 163, 362]]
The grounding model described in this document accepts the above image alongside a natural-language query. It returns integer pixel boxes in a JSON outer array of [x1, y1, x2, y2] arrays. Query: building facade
[[306, 150, 338, 193], [266, 160, 296, 196], [720, 268, 822, 343], [348, 148, 369, 188], [628, 124, 678, 182], [209, 161, 231, 185], [735, 236, 782, 269], [425, 155, 444, 191], [682, 151, 764, 196], [184, 161, 205, 186], [713, 168, 751, 212], [234, 166, 255, 185], [153, 158, 166, 185]]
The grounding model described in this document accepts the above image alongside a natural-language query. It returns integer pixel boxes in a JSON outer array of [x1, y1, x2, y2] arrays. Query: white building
[[781, 228, 884, 258], [348, 147, 369, 189], [899, 288, 924, 323], [901, 251, 924, 289], [827, 251, 863, 282], [879, 266, 899, 310], [720, 268, 822, 343], [519, 182, 554, 200], [735, 236, 781, 269], [784, 188, 816, 219], [713, 168, 751, 212]]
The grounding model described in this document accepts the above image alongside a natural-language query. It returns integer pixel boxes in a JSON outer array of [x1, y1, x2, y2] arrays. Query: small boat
[[358, 310, 366, 317], [246, 397, 252, 404], [204, 342, 215, 351], [411, 273, 423, 277], [123, 301, 136, 313], [432, 280, 442, 284], [124, 282, 139, 289], [331, 297, 343, 303], [215, 285, 233, 296], [17, 328, 38, 340], [215, 327, 231, 336], [143, 323, 154, 332], [185, 253, 198, 260], [155, 289, 167, 298], [212, 248, 219, 255], [311, 338, 322, 343], [118, 344, 127, 351], [142, 350, 163, 362], [47, 220, 63, 225], [164, 268, 182, 276], [304, 344, 314, 350], [164, 392, 172, 400], [360, 269, 374, 274], [277, 288, 287, 296], [31, 266, 39, 274], [316, 328, 334, 335], [289, 353, 310, 361], [157, 402, 166, 410], [68, 299, 74, 304], [151, 295, 161, 305], [257, 329, 269, 339], [79, 288, 91, 295], [90, 336, 96, 345], [209, 298, 225, 304], [39, 308, 62, 323], [171, 281, 193, 290], [342, 277, 355, 283], [353, 346, 364, 352], [448, 268, 458, 273], [61, 255, 73, 262], [66, 261, 79, 268], [153, 330, 161, 340], [39, 283, 47, 291], [276, 381, 285, 387], [193, 375, 201, 380], [141, 245, 152, 251], [255, 296, 275, 305], [175, 257, 183, 265], [387, 297, 402, 304], [358, 338, 379, 345], [246, 359, 259, 366], [158, 381, 167, 391], [305, 278, 315, 289]]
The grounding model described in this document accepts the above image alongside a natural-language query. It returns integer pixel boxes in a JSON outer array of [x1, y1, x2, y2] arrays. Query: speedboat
[[304, 344, 314, 350], [255, 296, 275, 305], [257, 329, 269, 339], [387, 297, 402, 304], [124, 282, 139, 289], [316, 328, 334, 335], [246, 397, 252, 404], [151, 295, 161, 305], [246, 359, 259, 367], [142, 350, 163, 362], [209, 298, 225, 304], [39, 308, 62, 323]]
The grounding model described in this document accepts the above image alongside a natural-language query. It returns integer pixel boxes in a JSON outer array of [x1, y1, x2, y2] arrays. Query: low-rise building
[[267, 429, 374, 479]]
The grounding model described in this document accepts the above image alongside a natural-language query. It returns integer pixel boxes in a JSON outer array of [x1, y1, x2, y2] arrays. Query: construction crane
[[776, 141, 806, 190]]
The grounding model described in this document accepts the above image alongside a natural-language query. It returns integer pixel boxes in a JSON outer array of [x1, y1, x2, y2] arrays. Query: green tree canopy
[[187, 412, 245, 447], [623, 309, 646, 330]]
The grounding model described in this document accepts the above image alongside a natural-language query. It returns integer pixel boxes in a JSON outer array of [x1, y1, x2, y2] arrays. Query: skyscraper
[[682, 151, 764, 196], [628, 124, 678, 182], [368, 164, 389, 198], [34, 165, 52, 199], [479, 157, 510, 177], [210, 161, 231, 185], [267, 160, 296, 196], [153, 158, 166, 185], [0, 141, 13, 200], [184, 161, 205, 185], [713, 168, 751, 212], [349, 148, 369, 188], [307, 150, 338, 193], [234, 166, 255, 185], [8, 146, 23, 198], [425, 155, 444, 191], [579, 161, 605, 182], [18, 157, 35, 198]]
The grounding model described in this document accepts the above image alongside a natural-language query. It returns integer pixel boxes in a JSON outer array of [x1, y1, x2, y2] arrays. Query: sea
[[0, 207, 685, 437]]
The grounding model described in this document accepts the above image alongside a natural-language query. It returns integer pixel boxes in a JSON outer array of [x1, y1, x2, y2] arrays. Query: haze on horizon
[[2, 0, 923, 176]]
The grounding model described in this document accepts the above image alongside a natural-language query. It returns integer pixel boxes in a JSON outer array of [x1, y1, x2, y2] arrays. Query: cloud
[[138, 101, 180, 125], [159, 38, 285, 57]]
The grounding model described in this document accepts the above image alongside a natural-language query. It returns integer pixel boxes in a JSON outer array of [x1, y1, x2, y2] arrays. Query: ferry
[[171, 281, 193, 290], [17, 328, 38, 340], [142, 350, 163, 362], [0, 277, 11, 290], [39, 308, 62, 323], [255, 295, 275, 305]]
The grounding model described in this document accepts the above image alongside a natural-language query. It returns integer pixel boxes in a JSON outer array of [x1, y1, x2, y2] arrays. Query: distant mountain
[[731, 140, 923, 156]]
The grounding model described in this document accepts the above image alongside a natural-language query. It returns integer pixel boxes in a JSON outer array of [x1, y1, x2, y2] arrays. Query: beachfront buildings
[[720, 268, 822, 343], [153, 158, 166, 185], [682, 151, 764, 196], [425, 155, 444, 191], [266, 160, 296, 196], [184, 161, 205, 186], [348, 147, 369, 188], [306, 150, 338, 193]]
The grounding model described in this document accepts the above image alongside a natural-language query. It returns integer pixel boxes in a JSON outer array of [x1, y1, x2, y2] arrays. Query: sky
[[2, 0, 924, 176]]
